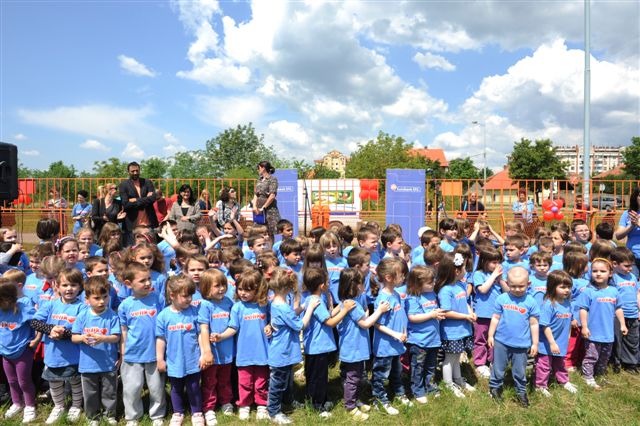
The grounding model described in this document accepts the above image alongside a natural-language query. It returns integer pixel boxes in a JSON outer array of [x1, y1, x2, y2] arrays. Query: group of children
[[0, 212, 637, 425]]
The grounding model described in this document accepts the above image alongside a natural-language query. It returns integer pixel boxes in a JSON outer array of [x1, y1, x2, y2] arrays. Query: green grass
[[2, 363, 639, 426]]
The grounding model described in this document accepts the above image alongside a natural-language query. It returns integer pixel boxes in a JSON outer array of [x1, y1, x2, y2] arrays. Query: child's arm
[[293, 292, 304, 316], [374, 324, 407, 342], [476, 267, 503, 294], [210, 327, 238, 343], [156, 337, 167, 373], [529, 316, 539, 356], [543, 326, 561, 355], [579, 308, 590, 339], [358, 300, 390, 328], [487, 314, 500, 348], [615, 308, 628, 336], [30, 320, 71, 340], [468, 221, 481, 243], [199, 323, 214, 369], [29, 331, 42, 349], [302, 297, 320, 329], [324, 299, 356, 328], [442, 310, 475, 322], [232, 217, 244, 239], [489, 225, 505, 245], [408, 307, 445, 324], [92, 332, 120, 344]]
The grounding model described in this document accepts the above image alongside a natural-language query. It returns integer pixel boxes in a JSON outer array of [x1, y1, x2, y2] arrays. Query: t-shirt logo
[[503, 304, 526, 315], [52, 313, 76, 324], [167, 323, 194, 332], [455, 292, 466, 300], [243, 313, 267, 321], [0, 322, 18, 330], [556, 313, 571, 319], [422, 300, 437, 308], [130, 309, 157, 318], [211, 312, 229, 319], [83, 327, 108, 335], [596, 297, 616, 304], [191, 300, 202, 307]]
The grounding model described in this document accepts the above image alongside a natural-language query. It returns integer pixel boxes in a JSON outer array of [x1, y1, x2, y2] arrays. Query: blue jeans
[[267, 366, 292, 417], [371, 356, 404, 404], [489, 340, 528, 394], [409, 345, 439, 397]]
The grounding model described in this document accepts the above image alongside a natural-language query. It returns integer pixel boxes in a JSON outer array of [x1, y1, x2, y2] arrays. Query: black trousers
[[304, 353, 329, 410], [612, 317, 639, 367]]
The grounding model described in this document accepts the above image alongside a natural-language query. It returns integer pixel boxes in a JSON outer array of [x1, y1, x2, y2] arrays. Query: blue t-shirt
[[72, 308, 120, 373], [118, 293, 163, 363], [150, 270, 167, 301], [611, 272, 640, 318], [326, 256, 348, 302], [407, 292, 441, 348], [198, 298, 234, 365], [303, 295, 337, 355], [472, 270, 502, 319], [34, 298, 86, 367], [576, 285, 622, 343], [619, 210, 640, 258], [438, 281, 472, 341], [158, 240, 177, 274], [493, 293, 540, 349], [439, 239, 457, 253], [191, 289, 203, 311], [501, 259, 529, 281], [109, 273, 131, 302], [155, 306, 201, 378], [337, 300, 369, 363], [23, 274, 45, 306], [528, 274, 548, 306], [571, 277, 589, 327], [538, 299, 572, 357], [228, 301, 269, 366], [373, 290, 408, 357], [0, 299, 35, 359], [268, 302, 304, 367]]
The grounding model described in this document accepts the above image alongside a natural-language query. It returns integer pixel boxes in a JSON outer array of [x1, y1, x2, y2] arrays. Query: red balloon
[[542, 200, 553, 211], [360, 180, 371, 191], [555, 199, 564, 209], [554, 212, 564, 220], [543, 211, 555, 221], [359, 190, 370, 200], [13, 194, 32, 205], [370, 180, 379, 191], [370, 191, 379, 201]]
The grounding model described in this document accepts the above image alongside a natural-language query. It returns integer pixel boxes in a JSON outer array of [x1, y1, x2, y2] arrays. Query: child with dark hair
[[438, 218, 458, 252]]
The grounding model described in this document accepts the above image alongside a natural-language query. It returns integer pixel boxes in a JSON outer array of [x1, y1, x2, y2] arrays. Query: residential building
[[315, 150, 349, 177], [408, 148, 449, 172], [555, 145, 624, 175]]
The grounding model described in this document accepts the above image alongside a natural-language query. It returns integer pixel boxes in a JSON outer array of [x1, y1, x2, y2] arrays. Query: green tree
[[167, 151, 209, 179], [92, 158, 128, 178], [509, 138, 567, 203], [446, 157, 480, 180], [312, 164, 341, 179], [622, 136, 640, 178], [141, 157, 169, 179]]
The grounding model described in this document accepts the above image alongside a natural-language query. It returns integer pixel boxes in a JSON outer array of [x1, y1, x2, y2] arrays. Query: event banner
[[274, 169, 298, 241], [386, 169, 425, 249]]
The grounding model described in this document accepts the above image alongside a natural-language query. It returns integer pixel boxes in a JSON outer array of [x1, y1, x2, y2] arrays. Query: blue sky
[[2, 0, 638, 173]]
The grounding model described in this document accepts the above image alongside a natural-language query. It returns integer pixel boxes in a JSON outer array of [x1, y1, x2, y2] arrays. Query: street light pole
[[472, 121, 487, 199]]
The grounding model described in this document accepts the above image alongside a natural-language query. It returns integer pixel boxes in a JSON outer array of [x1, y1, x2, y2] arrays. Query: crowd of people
[[0, 164, 638, 426]]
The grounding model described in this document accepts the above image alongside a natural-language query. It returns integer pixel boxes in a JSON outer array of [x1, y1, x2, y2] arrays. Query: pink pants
[[535, 354, 569, 388], [201, 364, 233, 411], [473, 318, 493, 366], [237, 365, 269, 407]]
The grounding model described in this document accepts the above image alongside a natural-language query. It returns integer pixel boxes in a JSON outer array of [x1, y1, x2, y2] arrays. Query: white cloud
[[195, 96, 267, 128], [266, 120, 311, 148], [176, 58, 251, 88], [22, 149, 39, 156], [382, 86, 448, 123], [118, 55, 157, 77], [122, 143, 144, 159], [80, 139, 110, 152], [413, 52, 455, 71], [13, 133, 27, 141], [162, 133, 187, 155]]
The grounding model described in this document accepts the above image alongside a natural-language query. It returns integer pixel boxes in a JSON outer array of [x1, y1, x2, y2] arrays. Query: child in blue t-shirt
[[210, 269, 271, 421], [438, 218, 458, 253], [197, 269, 235, 423], [128, 243, 168, 302], [320, 232, 348, 303], [500, 235, 529, 285], [534, 270, 578, 396], [337, 268, 389, 421], [563, 251, 589, 370], [31, 268, 86, 424], [372, 258, 413, 414], [529, 251, 552, 306], [118, 262, 166, 425], [577, 258, 627, 389], [488, 266, 540, 407], [156, 275, 203, 426], [71, 277, 120, 423], [266, 268, 318, 423], [406, 266, 444, 405], [183, 256, 209, 311]]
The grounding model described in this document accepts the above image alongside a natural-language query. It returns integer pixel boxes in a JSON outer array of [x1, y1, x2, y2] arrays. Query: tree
[[509, 138, 567, 203], [622, 136, 640, 178], [167, 151, 209, 179], [446, 157, 480, 180], [345, 131, 438, 179], [92, 158, 128, 178], [141, 157, 169, 179], [312, 164, 341, 179]]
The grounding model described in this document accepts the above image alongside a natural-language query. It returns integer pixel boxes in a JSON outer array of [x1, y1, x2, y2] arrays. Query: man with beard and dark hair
[[119, 161, 157, 245]]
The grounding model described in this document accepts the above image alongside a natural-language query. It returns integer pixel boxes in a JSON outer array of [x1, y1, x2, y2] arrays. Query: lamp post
[[471, 121, 487, 199]]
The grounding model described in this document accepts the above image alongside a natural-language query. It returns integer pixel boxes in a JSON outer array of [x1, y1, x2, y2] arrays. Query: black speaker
[[0, 142, 18, 202]]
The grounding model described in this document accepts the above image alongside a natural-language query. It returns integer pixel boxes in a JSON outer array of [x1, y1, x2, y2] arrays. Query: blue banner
[[386, 169, 425, 249], [273, 169, 298, 241]]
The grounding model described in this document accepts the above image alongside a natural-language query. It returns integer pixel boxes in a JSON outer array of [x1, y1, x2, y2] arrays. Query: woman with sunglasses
[[90, 183, 125, 235], [212, 187, 241, 229]]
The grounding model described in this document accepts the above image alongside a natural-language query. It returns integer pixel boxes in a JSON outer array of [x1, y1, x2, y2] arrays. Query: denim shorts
[[42, 364, 79, 381]]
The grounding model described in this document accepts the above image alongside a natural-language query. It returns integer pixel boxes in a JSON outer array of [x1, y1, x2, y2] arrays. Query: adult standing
[[615, 187, 640, 272], [461, 192, 486, 223], [213, 187, 241, 229], [71, 190, 92, 234], [91, 183, 124, 237], [197, 189, 212, 211], [512, 190, 535, 223], [119, 162, 157, 246], [168, 184, 201, 232], [45, 187, 68, 234], [252, 161, 281, 238]]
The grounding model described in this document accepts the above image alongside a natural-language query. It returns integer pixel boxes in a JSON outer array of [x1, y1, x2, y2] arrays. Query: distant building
[[315, 150, 349, 177], [408, 148, 449, 172], [555, 145, 624, 175]]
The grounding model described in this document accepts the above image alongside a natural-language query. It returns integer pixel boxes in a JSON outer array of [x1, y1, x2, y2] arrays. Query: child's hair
[[303, 267, 328, 294], [294, 235, 310, 253], [595, 222, 614, 240], [179, 230, 201, 247], [122, 261, 150, 283], [166, 274, 197, 299], [563, 241, 587, 255], [505, 235, 525, 250], [219, 236, 239, 248], [423, 244, 445, 266], [84, 276, 111, 296], [175, 242, 200, 260], [36, 218, 60, 241], [248, 224, 268, 238], [199, 269, 228, 300], [407, 265, 436, 297], [435, 252, 465, 293], [229, 259, 254, 280], [221, 246, 243, 265], [537, 236, 554, 252], [302, 244, 327, 274], [133, 225, 156, 244], [98, 222, 122, 247], [235, 268, 268, 305], [0, 280, 18, 312], [75, 227, 95, 241], [2, 269, 26, 285], [30, 242, 55, 262], [84, 256, 108, 274], [420, 229, 438, 246], [184, 255, 210, 272], [563, 252, 589, 278], [280, 239, 303, 257], [551, 221, 570, 234], [247, 234, 265, 249], [269, 267, 298, 295], [477, 247, 503, 272], [126, 243, 165, 273], [58, 267, 84, 288], [319, 231, 341, 252], [109, 251, 127, 281], [54, 236, 78, 254], [338, 268, 363, 301], [454, 218, 470, 237], [276, 219, 293, 234], [504, 221, 525, 233], [103, 239, 123, 258], [356, 225, 378, 244], [206, 249, 223, 266], [453, 243, 473, 271], [588, 239, 613, 261], [40, 256, 66, 279], [474, 238, 494, 253], [591, 257, 613, 275], [347, 247, 371, 268], [78, 241, 91, 254], [336, 225, 354, 247], [256, 251, 279, 275], [570, 219, 588, 234], [534, 227, 552, 241], [371, 257, 405, 297], [529, 251, 553, 268], [387, 223, 403, 235], [610, 246, 635, 265], [309, 226, 326, 243], [381, 228, 402, 249], [438, 218, 457, 233], [544, 270, 573, 303]]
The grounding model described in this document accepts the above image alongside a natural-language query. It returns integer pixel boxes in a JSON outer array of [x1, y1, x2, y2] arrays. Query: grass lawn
[[2, 362, 639, 426]]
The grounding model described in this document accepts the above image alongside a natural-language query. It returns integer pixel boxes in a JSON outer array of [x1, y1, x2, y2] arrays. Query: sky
[[1, 0, 639, 173]]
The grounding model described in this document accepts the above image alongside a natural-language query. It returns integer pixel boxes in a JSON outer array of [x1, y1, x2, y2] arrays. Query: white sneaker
[[446, 383, 466, 398], [318, 411, 332, 419], [535, 387, 552, 398], [67, 407, 82, 422], [563, 382, 578, 394], [221, 403, 234, 416], [415, 396, 428, 404], [396, 395, 414, 407], [476, 365, 491, 379], [256, 406, 269, 421], [126, 421, 140, 426], [238, 407, 251, 421], [348, 408, 369, 421], [22, 406, 37, 424], [152, 419, 165, 426], [459, 380, 476, 392], [356, 401, 371, 412], [169, 413, 184, 426], [89, 421, 100, 426], [271, 413, 293, 424], [46, 407, 65, 424], [105, 417, 118, 425], [205, 410, 217, 426], [5, 404, 23, 419], [378, 403, 399, 416], [584, 378, 601, 390]]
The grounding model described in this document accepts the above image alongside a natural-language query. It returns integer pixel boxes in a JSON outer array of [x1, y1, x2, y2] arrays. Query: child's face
[[30, 257, 41, 273], [88, 263, 109, 277], [556, 283, 572, 300], [387, 237, 403, 254], [505, 228, 518, 237], [196, 228, 210, 245], [223, 223, 236, 235], [186, 261, 207, 283], [127, 271, 152, 297], [356, 259, 371, 277], [109, 230, 121, 241], [486, 260, 500, 272], [237, 286, 257, 303], [573, 225, 590, 243], [591, 262, 612, 287], [282, 225, 294, 239], [504, 245, 521, 261], [612, 260, 634, 276], [79, 248, 90, 261], [251, 238, 266, 254], [430, 236, 441, 246], [421, 279, 435, 293], [480, 228, 491, 239], [551, 232, 564, 248], [508, 278, 528, 297], [60, 242, 79, 264], [134, 249, 154, 269], [209, 281, 228, 301], [86, 292, 109, 314], [4, 230, 17, 242], [171, 291, 192, 310], [77, 232, 93, 245], [57, 278, 81, 303], [284, 251, 301, 266], [532, 261, 550, 276], [442, 228, 458, 241], [359, 234, 379, 253], [325, 243, 339, 259], [134, 234, 149, 245]]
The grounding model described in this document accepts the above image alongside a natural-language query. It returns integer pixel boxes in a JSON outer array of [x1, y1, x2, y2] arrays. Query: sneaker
[[191, 412, 205, 426], [67, 407, 82, 422], [415, 396, 428, 404], [348, 408, 369, 421], [396, 395, 414, 407], [238, 407, 251, 421], [5, 404, 23, 419], [152, 420, 165, 426], [221, 403, 234, 416], [291, 401, 305, 410], [294, 367, 305, 380], [446, 383, 466, 398], [377, 402, 399, 416], [563, 382, 578, 394], [535, 387, 552, 398], [318, 411, 332, 419], [89, 421, 100, 426], [489, 387, 503, 402], [46, 407, 65, 425], [458, 380, 476, 392], [476, 365, 491, 379], [516, 392, 529, 408], [126, 421, 140, 426], [106, 418, 118, 426], [256, 406, 269, 421], [585, 378, 601, 390], [169, 413, 184, 426], [356, 401, 371, 412], [205, 410, 217, 426], [322, 401, 334, 411], [22, 406, 37, 424], [271, 413, 293, 424]]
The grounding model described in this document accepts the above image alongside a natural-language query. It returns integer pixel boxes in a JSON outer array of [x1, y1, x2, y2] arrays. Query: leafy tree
[[312, 164, 341, 179], [446, 157, 480, 180], [622, 136, 640, 178], [141, 157, 169, 179], [92, 158, 128, 178], [167, 151, 209, 179]]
